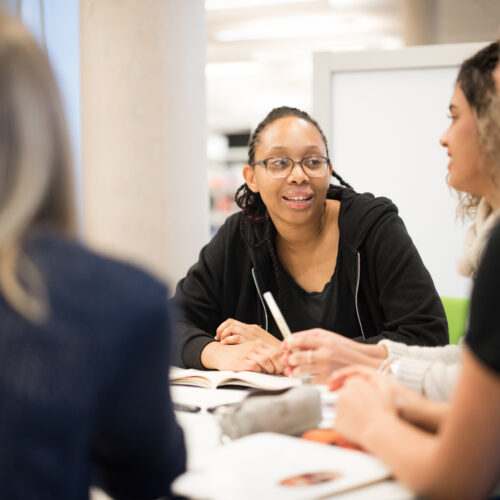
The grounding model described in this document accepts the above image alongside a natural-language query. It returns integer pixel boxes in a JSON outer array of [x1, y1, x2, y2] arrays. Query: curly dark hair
[[455, 41, 500, 220], [234, 106, 352, 309]]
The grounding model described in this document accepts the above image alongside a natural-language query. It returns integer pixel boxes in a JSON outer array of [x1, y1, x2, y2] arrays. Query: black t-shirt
[[279, 240, 363, 338], [466, 222, 500, 374]]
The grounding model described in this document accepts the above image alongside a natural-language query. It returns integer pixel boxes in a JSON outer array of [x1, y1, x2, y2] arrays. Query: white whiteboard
[[313, 43, 488, 298]]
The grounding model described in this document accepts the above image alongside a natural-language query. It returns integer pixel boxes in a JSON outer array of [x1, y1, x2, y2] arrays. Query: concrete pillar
[[80, 0, 209, 287], [0, 0, 19, 15], [402, 0, 439, 45]]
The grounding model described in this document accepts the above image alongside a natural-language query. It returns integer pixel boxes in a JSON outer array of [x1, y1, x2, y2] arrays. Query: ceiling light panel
[[206, 0, 319, 10]]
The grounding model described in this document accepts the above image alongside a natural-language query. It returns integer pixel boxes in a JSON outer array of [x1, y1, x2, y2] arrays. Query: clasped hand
[[212, 318, 283, 374], [216, 318, 281, 348]]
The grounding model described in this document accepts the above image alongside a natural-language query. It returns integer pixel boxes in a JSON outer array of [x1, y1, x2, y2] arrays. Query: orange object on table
[[301, 428, 365, 453]]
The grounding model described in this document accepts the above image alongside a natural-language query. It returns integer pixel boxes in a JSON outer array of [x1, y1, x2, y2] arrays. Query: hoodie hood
[[334, 187, 399, 252], [238, 185, 398, 297]]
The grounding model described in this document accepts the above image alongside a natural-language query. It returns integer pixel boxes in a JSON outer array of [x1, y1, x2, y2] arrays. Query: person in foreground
[[332, 222, 500, 500], [282, 42, 500, 395], [328, 47, 500, 500], [0, 15, 185, 499], [174, 105, 447, 373]]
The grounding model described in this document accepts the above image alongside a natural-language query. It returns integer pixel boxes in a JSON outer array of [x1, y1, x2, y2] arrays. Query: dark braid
[[331, 170, 352, 190], [235, 106, 353, 312]]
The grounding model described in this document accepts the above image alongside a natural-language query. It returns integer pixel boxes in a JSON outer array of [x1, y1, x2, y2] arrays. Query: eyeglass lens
[[265, 156, 328, 178]]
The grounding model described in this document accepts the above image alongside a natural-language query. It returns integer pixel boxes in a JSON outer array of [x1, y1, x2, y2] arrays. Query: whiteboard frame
[[312, 42, 491, 298], [313, 42, 488, 144]]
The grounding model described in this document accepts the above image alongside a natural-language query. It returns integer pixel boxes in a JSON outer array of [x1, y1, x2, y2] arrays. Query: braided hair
[[235, 106, 352, 310]]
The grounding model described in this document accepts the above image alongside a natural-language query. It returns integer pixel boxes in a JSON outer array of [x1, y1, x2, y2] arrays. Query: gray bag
[[213, 385, 322, 441]]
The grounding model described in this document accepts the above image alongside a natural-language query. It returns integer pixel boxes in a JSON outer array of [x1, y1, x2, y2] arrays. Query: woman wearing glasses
[[174, 106, 447, 372]]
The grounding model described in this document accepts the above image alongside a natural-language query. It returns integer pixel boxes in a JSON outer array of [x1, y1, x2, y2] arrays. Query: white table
[[171, 384, 415, 500]]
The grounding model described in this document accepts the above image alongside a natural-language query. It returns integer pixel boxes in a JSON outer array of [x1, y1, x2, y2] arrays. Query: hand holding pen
[[281, 329, 356, 384], [263, 292, 315, 384]]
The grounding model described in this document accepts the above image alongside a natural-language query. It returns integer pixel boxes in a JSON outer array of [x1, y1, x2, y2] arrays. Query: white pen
[[263, 291, 292, 340], [264, 291, 311, 384]]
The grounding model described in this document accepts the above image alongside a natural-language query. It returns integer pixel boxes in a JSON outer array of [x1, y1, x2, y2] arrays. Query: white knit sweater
[[377, 199, 500, 402], [378, 339, 464, 402]]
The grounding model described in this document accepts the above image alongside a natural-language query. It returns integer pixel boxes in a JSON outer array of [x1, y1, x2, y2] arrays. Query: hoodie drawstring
[[355, 252, 366, 340], [252, 268, 269, 331]]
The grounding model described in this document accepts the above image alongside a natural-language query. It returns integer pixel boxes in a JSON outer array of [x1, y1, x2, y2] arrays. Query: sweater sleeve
[[353, 213, 449, 346], [391, 356, 462, 402], [379, 339, 463, 363], [377, 338, 464, 402], [172, 223, 228, 369]]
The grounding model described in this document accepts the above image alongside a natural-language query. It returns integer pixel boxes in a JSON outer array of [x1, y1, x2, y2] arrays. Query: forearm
[[361, 413, 439, 494], [336, 338, 388, 369], [357, 343, 388, 365], [399, 397, 448, 432], [343, 345, 387, 370]]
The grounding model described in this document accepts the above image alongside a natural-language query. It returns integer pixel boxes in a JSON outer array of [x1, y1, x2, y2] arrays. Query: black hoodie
[[174, 187, 448, 369]]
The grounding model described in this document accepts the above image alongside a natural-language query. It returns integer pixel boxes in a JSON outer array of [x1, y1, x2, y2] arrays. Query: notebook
[[170, 367, 301, 391], [171, 432, 391, 500]]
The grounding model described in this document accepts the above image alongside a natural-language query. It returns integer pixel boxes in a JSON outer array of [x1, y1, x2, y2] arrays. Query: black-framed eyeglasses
[[251, 156, 330, 179]]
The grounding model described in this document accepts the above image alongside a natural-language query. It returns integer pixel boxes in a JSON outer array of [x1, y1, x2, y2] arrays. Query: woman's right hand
[[201, 340, 283, 374], [329, 365, 447, 432], [334, 372, 398, 447], [280, 328, 386, 383]]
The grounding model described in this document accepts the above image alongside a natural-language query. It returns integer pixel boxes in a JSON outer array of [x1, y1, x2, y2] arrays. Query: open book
[[170, 367, 301, 391], [172, 432, 392, 500]]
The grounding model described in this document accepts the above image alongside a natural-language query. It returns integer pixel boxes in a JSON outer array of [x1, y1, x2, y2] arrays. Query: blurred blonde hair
[[0, 15, 77, 321]]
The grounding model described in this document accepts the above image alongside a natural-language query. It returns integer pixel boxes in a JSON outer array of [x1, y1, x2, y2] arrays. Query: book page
[[170, 367, 301, 390], [172, 432, 391, 500]]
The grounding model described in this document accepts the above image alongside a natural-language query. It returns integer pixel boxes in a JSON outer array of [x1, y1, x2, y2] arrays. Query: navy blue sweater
[[0, 231, 185, 499]]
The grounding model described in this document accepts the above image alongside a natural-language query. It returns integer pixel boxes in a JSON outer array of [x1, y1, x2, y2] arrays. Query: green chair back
[[440, 296, 469, 345]]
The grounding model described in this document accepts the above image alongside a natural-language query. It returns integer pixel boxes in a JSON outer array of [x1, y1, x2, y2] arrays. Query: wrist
[[359, 343, 388, 361], [200, 341, 222, 369], [273, 337, 283, 349], [378, 359, 400, 377], [337, 341, 384, 369]]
